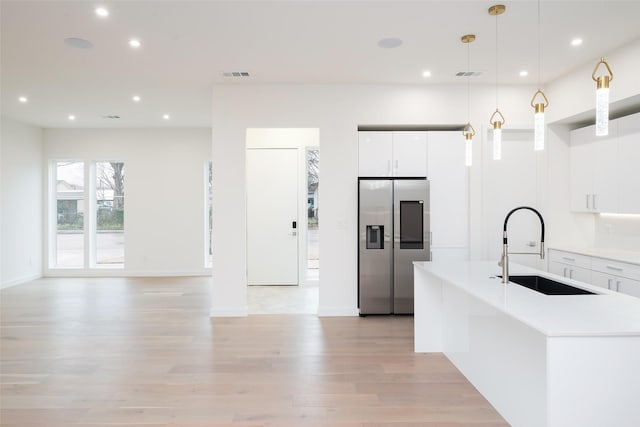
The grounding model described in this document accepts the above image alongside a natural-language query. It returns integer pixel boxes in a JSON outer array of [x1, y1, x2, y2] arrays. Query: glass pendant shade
[[492, 123, 502, 160], [465, 135, 473, 167], [592, 58, 613, 137], [531, 89, 548, 151], [534, 105, 545, 150], [596, 84, 609, 136], [490, 108, 505, 160]]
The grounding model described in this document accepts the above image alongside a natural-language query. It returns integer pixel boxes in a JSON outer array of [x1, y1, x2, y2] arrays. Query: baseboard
[[1, 273, 42, 290], [210, 305, 248, 317], [317, 306, 359, 317], [44, 270, 211, 278]]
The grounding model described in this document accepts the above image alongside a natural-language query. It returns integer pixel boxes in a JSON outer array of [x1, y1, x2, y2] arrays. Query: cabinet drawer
[[591, 257, 640, 281], [592, 270, 640, 298], [548, 261, 591, 284], [548, 250, 591, 270]]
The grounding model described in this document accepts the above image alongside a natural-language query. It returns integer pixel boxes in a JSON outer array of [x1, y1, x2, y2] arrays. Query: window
[[54, 161, 84, 267], [306, 148, 319, 279], [95, 162, 125, 266], [205, 160, 212, 268], [50, 160, 125, 269]]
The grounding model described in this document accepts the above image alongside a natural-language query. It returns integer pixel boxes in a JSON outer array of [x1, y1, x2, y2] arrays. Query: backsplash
[[595, 215, 640, 252]]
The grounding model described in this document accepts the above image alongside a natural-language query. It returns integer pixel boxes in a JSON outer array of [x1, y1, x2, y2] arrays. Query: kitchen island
[[414, 261, 640, 427]]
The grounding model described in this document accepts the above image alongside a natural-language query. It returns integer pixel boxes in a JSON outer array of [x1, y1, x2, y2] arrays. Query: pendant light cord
[[495, 10, 499, 109], [467, 40, 471, 123], [537, 0, 541, 90]]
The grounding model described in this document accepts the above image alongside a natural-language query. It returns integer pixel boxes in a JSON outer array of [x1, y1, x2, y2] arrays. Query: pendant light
[[462, 34, 476, 167], [592, 58, 613, 136], [531, 0, 549, 151], [488, 4, 506, 160]]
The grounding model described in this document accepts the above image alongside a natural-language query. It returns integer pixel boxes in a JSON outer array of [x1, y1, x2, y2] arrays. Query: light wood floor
[[0, 277, 508, 426]]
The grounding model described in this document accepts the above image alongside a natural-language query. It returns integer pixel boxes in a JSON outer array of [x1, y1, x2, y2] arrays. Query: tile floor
[[247, 284, 319, 314]]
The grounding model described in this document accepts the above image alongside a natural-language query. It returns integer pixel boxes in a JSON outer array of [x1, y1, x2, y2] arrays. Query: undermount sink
[[499, 275, 597, 295]]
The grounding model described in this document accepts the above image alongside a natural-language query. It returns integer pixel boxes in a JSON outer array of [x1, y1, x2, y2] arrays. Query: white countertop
[[414, 260, 640, 337], [548, 246, 640, 265]]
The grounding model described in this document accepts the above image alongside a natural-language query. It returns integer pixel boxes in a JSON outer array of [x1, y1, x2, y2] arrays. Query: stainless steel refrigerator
[[358, 178, 430, 315]]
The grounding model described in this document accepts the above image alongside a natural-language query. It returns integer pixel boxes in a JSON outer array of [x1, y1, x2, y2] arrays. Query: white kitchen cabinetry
[[358, 130, 467, 260], [590, 257, 640, 297], [358, 131, 427, 177], [569, 123, 618, 213], [570, 112, 640, 214], [427, 131, 468, 258], [549, 261, 592, 283], [358, 131, 393, 176], [548, 250, 592, 283], [591, 271, 640, 297], [617, 112, 640, 213], [548, 249, 640, 298]]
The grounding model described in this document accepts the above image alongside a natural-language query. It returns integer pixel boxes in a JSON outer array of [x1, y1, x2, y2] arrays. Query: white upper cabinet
[[392, 131, 428, 177], [592, 124, 618, 213], [617, 112, 640, 213], [358, 131, 393, 177], [570, 125, 596, 212], [358, 131, 427, 177], [569, 121, 619, 213]]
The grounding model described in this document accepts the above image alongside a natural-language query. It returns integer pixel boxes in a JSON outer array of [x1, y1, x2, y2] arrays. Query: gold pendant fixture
[[488, 4, 506, 160], [531, 0, 549, 151], [461, 33, 476, 167]]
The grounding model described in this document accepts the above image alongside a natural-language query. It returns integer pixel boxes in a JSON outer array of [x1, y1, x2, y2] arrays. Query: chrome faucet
[[499, 206, 545, 284]]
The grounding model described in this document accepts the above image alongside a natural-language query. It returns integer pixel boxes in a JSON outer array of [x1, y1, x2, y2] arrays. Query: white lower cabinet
[[548, 249, 640, 298], [548, 249, 592, 283], [549, 261, 592, 283], [590, 256, 640, 298], [591, 271, 640, 297]]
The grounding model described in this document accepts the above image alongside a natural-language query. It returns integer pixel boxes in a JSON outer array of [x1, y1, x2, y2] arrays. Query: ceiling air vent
[[101, 115, 121, 119], [456, 71, 483, 77], [223, 71, 250, 77]]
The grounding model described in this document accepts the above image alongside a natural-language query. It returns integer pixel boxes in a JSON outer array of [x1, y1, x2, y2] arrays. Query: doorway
[[245, 128, 320, 314]]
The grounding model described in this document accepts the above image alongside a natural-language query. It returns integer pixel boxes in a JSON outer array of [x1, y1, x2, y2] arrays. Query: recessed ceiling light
[[95, 7, 109, 17], [519, 70, 529, 77], [162, 114, 170, 120], [422, 70, 432, 78], [377, 37, 403, 49], [571, 38, 583, 46], [129, 39, 141, 48], [68, 115, 76, 121], [18, 96, 28, 103], [64, 37, 93, 49], [132, 95, 141, 102]]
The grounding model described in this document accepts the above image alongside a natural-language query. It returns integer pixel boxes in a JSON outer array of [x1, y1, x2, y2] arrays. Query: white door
[[247, 148, 299, 285]]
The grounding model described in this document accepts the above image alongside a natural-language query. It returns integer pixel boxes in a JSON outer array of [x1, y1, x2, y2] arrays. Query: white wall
[[595, 215, 640, 252], [211, 83, 538, 317], [1, 117, 43, 288], [44, 128, 211, 276], [547, 40, 640, 124], [482, 129, 547, 270]]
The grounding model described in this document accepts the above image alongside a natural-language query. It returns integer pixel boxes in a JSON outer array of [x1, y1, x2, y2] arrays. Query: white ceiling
[[2, 0, 640, 128]]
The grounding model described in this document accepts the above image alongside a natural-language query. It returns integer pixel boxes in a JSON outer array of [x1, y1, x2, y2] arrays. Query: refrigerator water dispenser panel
[[366, 225, 384, 249]]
